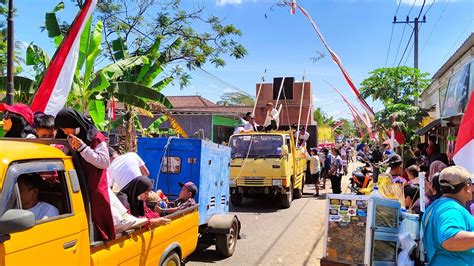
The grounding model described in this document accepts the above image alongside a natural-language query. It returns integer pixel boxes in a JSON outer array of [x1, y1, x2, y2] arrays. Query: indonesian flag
[[332, 120, 345, 130], [30, 0, 98, 116], [453, 92, 474, 173], [290, 0, 296, 15]]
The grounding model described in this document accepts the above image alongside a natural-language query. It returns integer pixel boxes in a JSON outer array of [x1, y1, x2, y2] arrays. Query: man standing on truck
[[263, 102, 279, 132]]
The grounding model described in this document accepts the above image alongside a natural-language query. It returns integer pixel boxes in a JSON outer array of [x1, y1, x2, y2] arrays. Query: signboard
[[324, 195, 371, 264], [442, 63, 471, 117]]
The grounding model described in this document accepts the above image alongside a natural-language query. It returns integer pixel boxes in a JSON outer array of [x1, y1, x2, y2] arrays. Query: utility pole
[[393, 15, 426, 69], [394, 15, 426, 105], [6, 0, 14, 105]]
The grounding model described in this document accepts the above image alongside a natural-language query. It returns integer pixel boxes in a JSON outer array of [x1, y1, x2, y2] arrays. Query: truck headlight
[[272, 179, 283, 186], [230, 179, 237, 186]]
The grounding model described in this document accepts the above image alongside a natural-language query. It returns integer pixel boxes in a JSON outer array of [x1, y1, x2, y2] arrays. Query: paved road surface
[[186, 163, 357, 266]]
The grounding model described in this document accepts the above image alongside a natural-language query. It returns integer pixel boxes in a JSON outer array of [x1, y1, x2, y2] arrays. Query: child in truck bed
[[154, 182, 197, 215]]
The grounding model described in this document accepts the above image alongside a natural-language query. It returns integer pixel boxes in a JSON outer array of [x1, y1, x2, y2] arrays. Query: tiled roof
[[167, 95, 217, 108]]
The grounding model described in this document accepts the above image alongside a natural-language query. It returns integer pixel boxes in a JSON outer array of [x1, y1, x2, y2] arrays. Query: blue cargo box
[[137, 137, 231, 226]]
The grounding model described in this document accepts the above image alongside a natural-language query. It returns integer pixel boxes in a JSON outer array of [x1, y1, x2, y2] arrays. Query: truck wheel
[[293, 186, 303, 199], [215, 218, 238, 257], [280, 184, 293, 208], [162, 251, 181, 266], [230, 192, 242, 206]]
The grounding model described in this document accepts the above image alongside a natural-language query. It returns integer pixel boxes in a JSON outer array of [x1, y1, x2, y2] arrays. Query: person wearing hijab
[[54, 108, 115, 241], [1, 103, 36, 138], [120, 176, 154, 217]]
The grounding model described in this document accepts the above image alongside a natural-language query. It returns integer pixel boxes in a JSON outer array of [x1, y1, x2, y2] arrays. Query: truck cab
[[228, 132, 307, 208], [0, 139, 199, 265]]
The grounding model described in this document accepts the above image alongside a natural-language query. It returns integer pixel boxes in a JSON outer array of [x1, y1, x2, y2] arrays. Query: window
[[230, 135, 283, 158], [1, 160, 73, 222], [161, 156, 181, 174]]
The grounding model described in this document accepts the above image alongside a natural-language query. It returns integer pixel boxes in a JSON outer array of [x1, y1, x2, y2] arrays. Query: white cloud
[[399, 0, 455, 6], [216, 0, 243, 6]]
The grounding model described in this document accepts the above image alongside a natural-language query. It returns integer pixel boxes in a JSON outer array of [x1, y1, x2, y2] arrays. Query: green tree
[[360, 66, 430, 145], [360, 66, 430, 105], [217, 91, 255, 106], [96, 0, 248, 88]]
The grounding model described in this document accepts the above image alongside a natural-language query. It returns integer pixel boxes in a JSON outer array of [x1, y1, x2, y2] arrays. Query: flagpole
[[252, 69, 267, 115], [296, 70, 306, 138], [6, 0, 14, 105]]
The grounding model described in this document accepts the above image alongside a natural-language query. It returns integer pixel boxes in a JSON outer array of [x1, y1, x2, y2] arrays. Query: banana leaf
[[84, 20, 103, 87], [88, 99, 106, 130], [76, 18, 92, 72], [101, 56, 147, 81], [107, 81, 173, 109]]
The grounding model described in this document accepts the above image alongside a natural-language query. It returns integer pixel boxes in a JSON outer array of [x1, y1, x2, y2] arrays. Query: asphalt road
[[186, 164, 357, 266]]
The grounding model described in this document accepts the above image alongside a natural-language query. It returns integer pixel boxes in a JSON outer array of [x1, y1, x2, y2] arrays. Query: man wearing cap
[[155, 181, 197, 215], [263, 102, 279, 132], [421, 166, 474, 265]]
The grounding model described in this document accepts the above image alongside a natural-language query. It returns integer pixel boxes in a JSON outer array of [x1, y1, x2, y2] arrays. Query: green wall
[[211, 115, 238, 141]]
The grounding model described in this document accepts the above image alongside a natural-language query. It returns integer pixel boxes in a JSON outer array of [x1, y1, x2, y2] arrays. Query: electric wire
[[392, 0, 417, 66], [385, 0, 402, 67], [421, 1, 448, 53]]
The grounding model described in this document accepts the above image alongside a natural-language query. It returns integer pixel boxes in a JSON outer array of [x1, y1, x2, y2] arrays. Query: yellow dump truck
[[0, 139, 198, 265], [228, 132, 307, 208]]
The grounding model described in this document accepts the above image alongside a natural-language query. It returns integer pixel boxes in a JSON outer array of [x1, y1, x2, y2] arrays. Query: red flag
[[30, 0, 97, 116], [292, 3, 375, 118], [453, 92, 474, 173]]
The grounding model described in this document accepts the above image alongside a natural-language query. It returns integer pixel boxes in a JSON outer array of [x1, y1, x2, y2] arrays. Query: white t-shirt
[[309, 155, 321, 174], [109, 152, 145, 190], [298, 132, 310, 141], [233, 126, 245, 135], [263, 108, 279, 127], [243, 122, 258, 132], [29, 201, 59, 220]]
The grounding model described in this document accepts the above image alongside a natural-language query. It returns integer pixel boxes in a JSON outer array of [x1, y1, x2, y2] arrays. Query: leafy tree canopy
[[96, 0, 248, 88], [359, 66, 430, 105], [217, 91, 254, 106]]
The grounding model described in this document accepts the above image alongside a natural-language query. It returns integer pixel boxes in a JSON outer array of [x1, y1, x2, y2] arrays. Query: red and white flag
[[30, 0, 97, 116], [290, 0, 296, 15], [453, 93, 474, 173], [332, 120, 345, 130]]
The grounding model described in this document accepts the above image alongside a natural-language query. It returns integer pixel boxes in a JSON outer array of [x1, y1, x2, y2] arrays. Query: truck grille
[[237, 177, 271, 186]]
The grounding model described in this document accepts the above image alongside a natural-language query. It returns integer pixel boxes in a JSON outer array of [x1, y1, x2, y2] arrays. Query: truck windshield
[[230, 135, 283, 158]]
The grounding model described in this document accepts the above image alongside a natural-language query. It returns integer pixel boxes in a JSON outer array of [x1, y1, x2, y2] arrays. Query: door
[[0, 160, 88, 265]]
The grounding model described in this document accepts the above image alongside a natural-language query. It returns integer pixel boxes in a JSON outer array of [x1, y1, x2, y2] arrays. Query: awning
[[416, 119, 443, 136]]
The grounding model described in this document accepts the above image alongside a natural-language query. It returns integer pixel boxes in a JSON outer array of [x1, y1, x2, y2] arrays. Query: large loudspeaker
[[273, 77, 294, 100]]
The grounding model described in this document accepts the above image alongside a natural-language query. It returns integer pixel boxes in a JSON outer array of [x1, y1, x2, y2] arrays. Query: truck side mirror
[[281, 145, 289, 156], [0, 209, 35, 235]]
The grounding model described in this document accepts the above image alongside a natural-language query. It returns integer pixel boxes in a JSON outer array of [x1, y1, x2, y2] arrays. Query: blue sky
[[13, 0, 474, 119]]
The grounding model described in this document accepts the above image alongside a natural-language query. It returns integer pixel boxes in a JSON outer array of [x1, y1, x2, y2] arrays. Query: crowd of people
[[1, 103, 197, 241]]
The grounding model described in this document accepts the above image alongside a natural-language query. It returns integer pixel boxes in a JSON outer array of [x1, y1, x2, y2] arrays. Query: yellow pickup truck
[[0, 139, 198, 265], [228, 132, 307, 208]]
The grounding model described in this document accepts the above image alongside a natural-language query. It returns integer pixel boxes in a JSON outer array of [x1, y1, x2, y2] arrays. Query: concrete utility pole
[[393, 15, 426, 69], [6, 0, 14, 105]]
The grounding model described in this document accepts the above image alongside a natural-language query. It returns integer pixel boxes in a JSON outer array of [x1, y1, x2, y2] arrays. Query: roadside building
[[112, 95, 252, 145], [419, 33, 473, 158]]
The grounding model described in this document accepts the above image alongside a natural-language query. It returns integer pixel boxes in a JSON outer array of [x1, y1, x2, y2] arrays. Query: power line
[[385, 0, 402, 67], [437, 19, 474, 70], [392, 0, 417, 66], [421, 1, 448, 53], [398, 30, 414, 67]]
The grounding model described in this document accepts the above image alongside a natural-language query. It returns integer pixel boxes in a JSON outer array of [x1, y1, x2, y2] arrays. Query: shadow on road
[[185, 244, 223, 264]]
